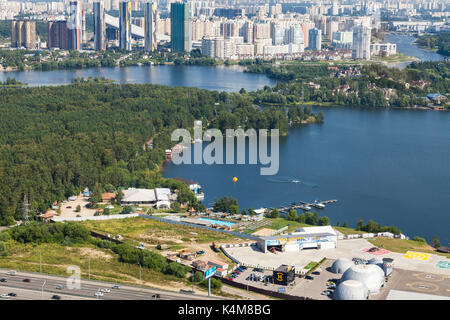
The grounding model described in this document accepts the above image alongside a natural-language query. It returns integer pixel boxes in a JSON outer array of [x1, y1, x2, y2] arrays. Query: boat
[[314, 200, 325, 208]]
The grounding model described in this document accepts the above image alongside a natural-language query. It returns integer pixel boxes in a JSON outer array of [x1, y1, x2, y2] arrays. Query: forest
[[415, 32, 450, 57], [0, 81, 316, 225], [246, 60, 449, 108]]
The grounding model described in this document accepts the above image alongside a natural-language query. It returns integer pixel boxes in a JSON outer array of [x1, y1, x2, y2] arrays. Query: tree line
[[0, 82, 299, 225]]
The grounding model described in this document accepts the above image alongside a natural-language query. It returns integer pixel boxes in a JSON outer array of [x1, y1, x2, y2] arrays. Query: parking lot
[[224, 239, 450, 276], [224, 260, 342, 300]]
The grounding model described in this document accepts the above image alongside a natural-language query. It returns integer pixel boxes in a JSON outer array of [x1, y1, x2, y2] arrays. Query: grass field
[[334, 226, 365, 235], [81, 217, 240, 245], [367, 238, 450, 259], [265, 218, 309, 232], [0, 241, 187, 286]]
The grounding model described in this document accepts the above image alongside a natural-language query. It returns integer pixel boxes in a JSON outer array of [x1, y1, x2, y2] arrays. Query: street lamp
[[41, 280, 46, 299]]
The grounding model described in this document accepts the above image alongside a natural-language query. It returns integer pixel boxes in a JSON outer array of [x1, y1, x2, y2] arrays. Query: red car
[[66, 206, 72, 209]]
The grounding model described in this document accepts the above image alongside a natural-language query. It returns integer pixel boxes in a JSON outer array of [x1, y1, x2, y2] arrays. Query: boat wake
[[266, 176, 318, 188]]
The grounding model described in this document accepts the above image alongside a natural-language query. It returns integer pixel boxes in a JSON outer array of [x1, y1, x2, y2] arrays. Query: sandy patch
[[77, 248, 114, 260], [49, 195, 96, 218], [252, 228, 276, 237]]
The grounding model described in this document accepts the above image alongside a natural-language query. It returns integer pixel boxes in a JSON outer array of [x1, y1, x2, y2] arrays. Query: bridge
[[105, 13, 144, 39]]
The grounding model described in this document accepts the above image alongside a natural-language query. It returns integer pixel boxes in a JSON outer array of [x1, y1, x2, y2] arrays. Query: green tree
[[432, 236, 441, 248], [75, 205, 81, 212], [318, 216, 330, 226], [287, 210, 298, 221]]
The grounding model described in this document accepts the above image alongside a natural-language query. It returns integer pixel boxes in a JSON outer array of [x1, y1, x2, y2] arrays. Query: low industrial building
[[121, 187, 172, 208], [273, 265, 295, 285], [257, 226, 338, 253]]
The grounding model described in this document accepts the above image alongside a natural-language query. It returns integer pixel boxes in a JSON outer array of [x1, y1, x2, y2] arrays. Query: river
[[384, 33, 446, 68]]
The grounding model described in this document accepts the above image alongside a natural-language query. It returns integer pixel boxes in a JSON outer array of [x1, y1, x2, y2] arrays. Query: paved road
[[0, 269, 222, 300]]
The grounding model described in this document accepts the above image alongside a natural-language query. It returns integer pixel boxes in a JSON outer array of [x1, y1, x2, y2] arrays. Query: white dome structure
[[333, 280, 369, 300], [341, 264, 385, 294], [368, 258, 381, 264], [331, 258, 354, 274]]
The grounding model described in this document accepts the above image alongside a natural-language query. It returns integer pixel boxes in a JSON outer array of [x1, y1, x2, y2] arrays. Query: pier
[[275, 200, 338, 212]]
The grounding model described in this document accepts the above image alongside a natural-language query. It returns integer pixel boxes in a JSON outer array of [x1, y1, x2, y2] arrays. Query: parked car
[[51, 295, 61, 300], [305, 275, 314, 280], [66, 206, 72, 209], [0, 294, 9, 298], [321, 290, 329, 295], [312, 271, 320, 275]]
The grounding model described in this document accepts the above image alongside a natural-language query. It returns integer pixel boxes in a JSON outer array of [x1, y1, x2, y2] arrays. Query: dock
[[276, 200, 338, 212]]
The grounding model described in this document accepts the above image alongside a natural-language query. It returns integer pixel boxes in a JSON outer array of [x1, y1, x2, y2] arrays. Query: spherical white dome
[[341, 264, 385, 294], [333, 280, 369, 300], [331, 258, 353, 274], [368, 258, 381, 264]]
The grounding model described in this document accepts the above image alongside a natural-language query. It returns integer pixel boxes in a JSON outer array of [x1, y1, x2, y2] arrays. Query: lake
[[1, 36, 448, 244], [0, 64, 275, 92], [163, 107, 450, 245]]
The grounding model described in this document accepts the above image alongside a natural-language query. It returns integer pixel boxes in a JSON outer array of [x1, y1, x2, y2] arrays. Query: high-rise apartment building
[[11, 20, 36, 49], [68, 1, 82, 50], [94, 1, 106, 51], [48, 21, 69, 49], [144, 1, 157, 51], [119, 1, 132, 51], [308, 28, 321, 51], [170, 1, 191, 52], [352, 25, 371, 59]]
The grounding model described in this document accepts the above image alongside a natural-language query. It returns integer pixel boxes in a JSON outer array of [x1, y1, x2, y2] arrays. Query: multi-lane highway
[[0, 269, 222, 300]]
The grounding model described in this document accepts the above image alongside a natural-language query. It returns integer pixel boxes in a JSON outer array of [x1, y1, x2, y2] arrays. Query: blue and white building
[[257, 226, 337, 253]]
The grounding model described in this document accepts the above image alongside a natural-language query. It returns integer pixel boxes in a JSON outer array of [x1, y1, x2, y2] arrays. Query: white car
[[1, 294, 9, 298], [6, 271, 16, 275], [94, 291, 103, 297], [100, 288, 110, 293]]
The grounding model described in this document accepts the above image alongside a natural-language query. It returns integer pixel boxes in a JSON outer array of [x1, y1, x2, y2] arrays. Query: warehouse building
[[257, 226, 337, 253]]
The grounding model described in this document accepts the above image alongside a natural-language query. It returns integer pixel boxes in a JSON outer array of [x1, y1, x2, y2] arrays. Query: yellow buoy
[[233, 177, 238, 182]]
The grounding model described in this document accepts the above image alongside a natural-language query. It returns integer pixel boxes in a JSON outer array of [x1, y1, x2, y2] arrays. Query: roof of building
[[275, 264, 295, 273], [331, 258, 354, 274], [297, 225, 337, 235], [155, 188, 171, 201], [333, 280, 369, 300], [341, 264, 385, 294], [261, 228, 337, 241], [101, 192, 116, 201], [122, 188, 156, 202], [208, 259, 227, 266]]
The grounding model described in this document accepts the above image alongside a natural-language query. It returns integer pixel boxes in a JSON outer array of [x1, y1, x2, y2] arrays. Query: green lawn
[[81, 217, 240, 245], [265, 218, 309, 232], [334, 226, 365, 235], [0, 241, 185, 285], [367, 238, 450, 259]]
